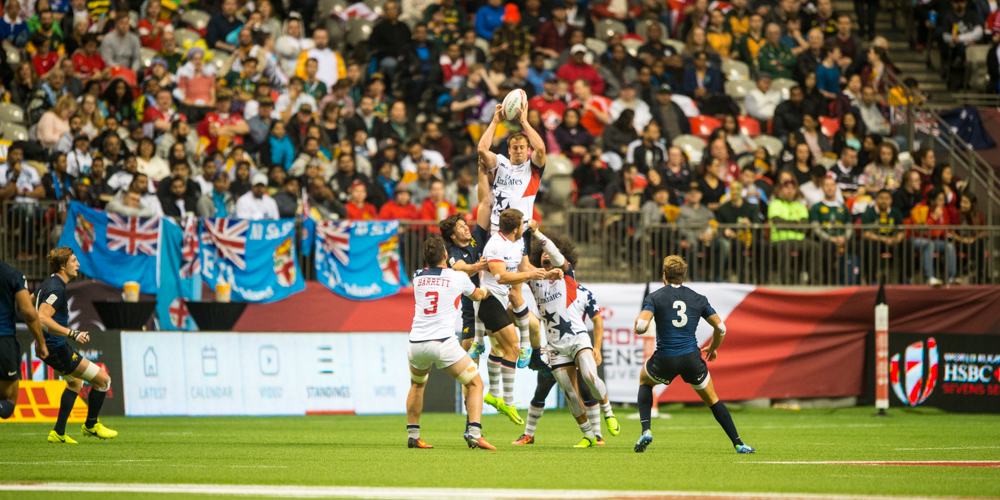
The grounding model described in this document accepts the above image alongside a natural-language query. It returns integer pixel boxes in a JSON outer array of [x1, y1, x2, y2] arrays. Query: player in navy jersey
[[632, 255, 755, 454], [0, 261, 47, 421], [36, 247, 117, 441]]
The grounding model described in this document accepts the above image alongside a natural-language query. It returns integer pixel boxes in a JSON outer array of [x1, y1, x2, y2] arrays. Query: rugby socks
[[467, 422, 482, 438], [710, 401, 744, 446], [585, 400, 602, 438], [578, 421, 595, 440], [474, 318, 484, 345], [487, 355, 503, 398], [525, 404, 544, 437], [85, 388, 107, 429], [407, 424, 420, 440], [53, 388, 77, 435], [0, 400, 13, 419], [500, 359, 516, 406], [637, 384, 654, 433], [600, 401, 615, 419], [512, 305, 530, 349]]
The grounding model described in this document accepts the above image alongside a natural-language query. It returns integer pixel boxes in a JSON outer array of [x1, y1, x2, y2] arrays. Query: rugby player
[[0, 261, 47, 420], [406, 237, 495, 450], [512, 231, 620, 448], [632, 255, 754, 454], [477, 99, 547, 369], [36, 247, 117, 441], [480, 208, 560, 425]]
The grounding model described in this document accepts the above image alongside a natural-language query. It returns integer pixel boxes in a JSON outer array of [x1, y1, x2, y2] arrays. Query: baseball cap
[[349, 179, 366, 190], [212, 171, 229, 182], [570, 44, 587, 55], [298, 103, 313, 114], [758, 71, 772, 80], [251, 173, 268, 186], [394, 183, 412, 194], [544, 74, 559, 84], [657, 83, 673, 94], [259, 97, 274, 107]]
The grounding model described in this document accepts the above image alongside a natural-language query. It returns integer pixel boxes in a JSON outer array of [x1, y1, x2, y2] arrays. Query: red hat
[[503, 3, 520, 24], [350, 180, 366, 190]]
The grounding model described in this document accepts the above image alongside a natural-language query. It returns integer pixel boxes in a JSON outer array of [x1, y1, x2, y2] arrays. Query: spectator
[[704, 137, 741, 184], [137, 0, 168, 50], [553, 108, 593, 164], [442, 42, 470, 91], [536, 2, 571, 59], [107, 187, 156, 218], [769, 177, 819, 282], [160, 176, 198, 217], [726, 0, 751, 36], [101, 14, 142, 72], [736, 164, 771, 210], [735, 14, 766, 68], [910, 187, 958, 285], [399, 140, 446, 184], [829, 13, 861, 65], [176, 48, 217, 122], [662, 146, 693, 201], [136, 137, 170, 182], [698, 158, 727, 211], [676, 185, 720, 281], [530, 74, 567, 132], [893, 169, 924, 216], [80, 159, 110, 209], [37, 93, 76, 149], [572, 152, 615, 207], [235, 173, 279, 220], [191, 157, 216, 197], [345, 180, 379, 220], [800, 165, 843, 208], [682, 50, 724, 105], [860, 46, 896, 94], [603, 110, 639, 159], [65, 133, 92, 177], [379, 184, 421, 220], [304, 176, 348, 220], [811, 0, 839, 35], [937, 0, 983, 90], [327, 152, 368, 204], [796, 29, 825, 82], [419, 178, 457, 223], [678, 0, 710, 41], [910, 146, 936, 186], [369, 2, 412, 80], [156, 119, 199, 164], [745, 72, 783, 122], [831, 111, 863, 154], [816, 43, 842, 100], [265, 121, 296, 171], [955, 192, 985, 282], [780, 17, 809, 57], [0, 0, 27, 46], [773, 85, 806, 139], [30, 33, 58, 77], [926, 164, 961, 210], [860, 143, 904, 191], [201, 91, 249, 155], [41, 152, 74, 201], [271, 177, 300, 219], [489, 4, 532, 69], [830, 146, 863, 196], [783, 142, 815, 186], [625, 122, 667, 175], [346, 95, 389, 142], [605, 163, 645, 210], [559, 45, 605, 96], [230, 162, 253, 200], [10, 61, 38, 109], [207, 0, 242, 52], [640, 185, 679, 232], [722, 114, 757, 156], [600, 43, 638, 99], [474, 0, 505, 40], [706, 9, 736, 60], [758, 23, 797, 80], [854, 85, 891, 136], [809, 175, 856, 284], [592, 0, 641, 23], [296, 30, 345, 91], [289, 137, 333, 178], [444, 167, 478, 214], [800, 114, 831, 159]]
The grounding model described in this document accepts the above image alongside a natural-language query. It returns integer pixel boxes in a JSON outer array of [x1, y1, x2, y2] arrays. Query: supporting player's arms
[[477, 104, 504, 172], [15, 290, 48, 359], [452, 256, 488, 275], [476, 158, 492, 231], [489, 260, 545, 286], [37, 303, 89, 343], [517, 255, 563, 280], [591, 313, 604, 366], [466, 287, 490, 302], [517, 99, 546, 167], [701, 314, 726, 362], [634, 310, 654, 335]]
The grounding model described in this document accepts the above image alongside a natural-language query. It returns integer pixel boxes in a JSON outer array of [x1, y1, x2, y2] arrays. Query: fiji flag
[[315, 220, 408, 300], [57, 201, 162, 293], [156, 215, 201, 331], [200, 217, 305, 302]]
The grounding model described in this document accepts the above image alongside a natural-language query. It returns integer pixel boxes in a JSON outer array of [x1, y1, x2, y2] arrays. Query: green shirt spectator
[[809, 200, 851, 239], [757, 24, 796, 79], [768, 179, 809, 241]]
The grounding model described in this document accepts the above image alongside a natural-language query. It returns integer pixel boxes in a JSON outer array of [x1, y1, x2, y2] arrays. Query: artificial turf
[[1, 406, 998, 498]]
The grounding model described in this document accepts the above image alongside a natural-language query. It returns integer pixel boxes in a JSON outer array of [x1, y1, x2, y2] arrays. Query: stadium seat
[[819, 116, 840, 136], [736, 154, 754, 170], [318, 0, 350, 16], [181, 9, 211, 31], [584, 37, 607, 57], [347, 18, 375, 47], [140, 47, 156, 69], [210, 50, 230, 71], [128, 10, 138, 28], [595, 19, 626, 42], [721, 60, 750, 81], [543, 154, 574, 182], [547, 175, 574, 208], [689, 115, 722, 137], [816, 156, 837, 170], [737, 116, 760, 136], [622, 38, 642, 57], [174, 28, 201, 46], [635, 20, 668, 42], [724, 80, 753, 100], [664, 39, 685, 54], [364, 0, 388, 16], [672, 134, 707, 164], [0, 102, 25, 124], [474, 37, 490, 55], [2, 123, 28, 141], [965, 45, 990, 91], [771, 78, 798, 100], [755, 134, 783, 157], [5, 44, 18, 64]]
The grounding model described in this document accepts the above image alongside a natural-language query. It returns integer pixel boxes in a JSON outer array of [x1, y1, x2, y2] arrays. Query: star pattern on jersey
[[493, 191, 510, 212], [551, 314, 575, 339], [541, 310, 557, 327]]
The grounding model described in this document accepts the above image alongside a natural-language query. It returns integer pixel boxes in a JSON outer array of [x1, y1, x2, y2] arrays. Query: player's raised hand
[[701, 347, 717, 362], [493, 104, 504, 123], [519, 98, 529, 124]]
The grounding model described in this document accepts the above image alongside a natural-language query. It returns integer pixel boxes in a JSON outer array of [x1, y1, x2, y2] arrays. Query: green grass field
[[1, 406, 998, 499]]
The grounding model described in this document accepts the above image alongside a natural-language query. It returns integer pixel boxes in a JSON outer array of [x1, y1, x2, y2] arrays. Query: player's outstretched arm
[[477, 105, 503, 172], [489, 260, 545, 286], [37, 302, 89, 343], [476, 159, 492, 232], [16, 290, 48, 359], [467, 287, 490, 302], [634, 310, 654, 335], [533, 229, 569, 272], [702, 314, 726, 362], [518, 100, 546, 167]]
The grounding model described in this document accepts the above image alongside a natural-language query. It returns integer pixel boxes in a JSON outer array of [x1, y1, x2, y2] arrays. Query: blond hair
[[52, 94, 77, 118], [662, 255, 687, 284]]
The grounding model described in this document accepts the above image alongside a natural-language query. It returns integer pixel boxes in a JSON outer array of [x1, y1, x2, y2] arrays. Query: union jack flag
[[106, 214, 160, 256], [201, 218, 250, 270], [317, 221, 353, 265], [179, 215, 200, 278]]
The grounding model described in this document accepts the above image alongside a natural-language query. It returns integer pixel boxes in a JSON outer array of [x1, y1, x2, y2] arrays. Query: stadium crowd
[[0, 0, 987, 285]]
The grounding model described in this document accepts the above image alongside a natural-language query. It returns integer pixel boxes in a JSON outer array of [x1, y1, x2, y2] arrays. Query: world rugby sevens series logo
[[889, 337, 938, 406]]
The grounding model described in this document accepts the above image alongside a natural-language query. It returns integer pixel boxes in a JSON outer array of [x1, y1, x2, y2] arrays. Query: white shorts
[[547, 333, 593, 368], [408, 336, 467, 371]]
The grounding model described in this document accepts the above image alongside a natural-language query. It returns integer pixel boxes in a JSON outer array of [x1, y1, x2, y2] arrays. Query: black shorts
[[44, 343, 84, 376], [645, 351, 710, 388], [478, 294, 513, 333], [0, 336, 19, 381], [460, 300, 475, 341]]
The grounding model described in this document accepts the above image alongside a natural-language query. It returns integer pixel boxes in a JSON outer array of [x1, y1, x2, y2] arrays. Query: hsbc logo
[[890, 337, 939, 406], [599, 307, 614, 320]]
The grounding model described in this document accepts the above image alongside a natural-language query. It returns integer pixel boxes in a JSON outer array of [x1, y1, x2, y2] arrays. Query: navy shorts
[[44, 343, 84, 377], [0, 336, 19, 381], [645, 351, 710, 389]]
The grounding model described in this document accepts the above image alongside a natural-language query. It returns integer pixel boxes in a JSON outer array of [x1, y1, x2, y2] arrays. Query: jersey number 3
[[672, 300, 688, 327], [424, 292, 439, 314]]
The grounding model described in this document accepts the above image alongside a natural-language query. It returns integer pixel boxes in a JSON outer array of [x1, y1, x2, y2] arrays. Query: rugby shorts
[[548, 333, 594, 369], [0, 336, 19, 381], [408, 336, 467, 371], [645, 350, 710, 389], [44, 343, 84, 378], [478, 294, 512, 333]]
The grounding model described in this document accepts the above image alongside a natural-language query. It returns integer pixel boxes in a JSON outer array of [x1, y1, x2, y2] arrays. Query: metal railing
[[1, 200, 67, 280]]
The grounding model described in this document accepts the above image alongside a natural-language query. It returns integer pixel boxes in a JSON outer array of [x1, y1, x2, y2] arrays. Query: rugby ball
[[502, 89, 527, 121]]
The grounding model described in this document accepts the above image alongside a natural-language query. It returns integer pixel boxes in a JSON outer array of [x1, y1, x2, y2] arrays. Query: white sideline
[[0, 483, 987, 500]]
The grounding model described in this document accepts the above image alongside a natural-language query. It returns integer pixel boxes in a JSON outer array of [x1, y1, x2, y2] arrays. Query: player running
[[406, 237, 495, 450], [480, 208, 560, 425], [512, 230, 620, 448], [477, 99, 547, 370], [36, 247, 117, 442], [632, 255, 754, 454], [0, 261, 47, 421]]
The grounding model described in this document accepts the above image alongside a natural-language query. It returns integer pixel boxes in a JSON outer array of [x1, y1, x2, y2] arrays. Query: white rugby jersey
[[410, 267, 477, 342], [531, 266, 599, 344], [489, 154, 544, 230], [481, 232, 524, 299]]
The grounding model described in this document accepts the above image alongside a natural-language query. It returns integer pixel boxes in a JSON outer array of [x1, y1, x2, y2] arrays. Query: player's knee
[[410, 371, 429, 386], [457, 363, 480, 386]]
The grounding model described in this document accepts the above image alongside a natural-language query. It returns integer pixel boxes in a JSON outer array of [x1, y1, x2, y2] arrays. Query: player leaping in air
[[476, 98, 547, 371], [406, 237, 494, 450], [36, 247, 117, 442], [632, 255, 754, 454], [512, 230, 620, 448]]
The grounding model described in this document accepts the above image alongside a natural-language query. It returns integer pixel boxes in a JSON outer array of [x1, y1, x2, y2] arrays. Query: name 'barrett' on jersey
[[410, 267, 477, 342], [642, 284, 717, 357], [531, 265, 599, 344], [489, 154, 543, 229]]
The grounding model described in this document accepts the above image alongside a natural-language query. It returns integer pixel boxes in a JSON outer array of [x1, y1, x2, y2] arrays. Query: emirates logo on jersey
[[495, 175, 524, 186]]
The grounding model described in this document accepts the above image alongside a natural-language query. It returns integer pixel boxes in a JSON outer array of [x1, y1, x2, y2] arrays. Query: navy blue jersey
[[36, 275, 69, 347], [642, 284, 717, 357], [448, 223, 488, 316], [0, 261, 27, 337]]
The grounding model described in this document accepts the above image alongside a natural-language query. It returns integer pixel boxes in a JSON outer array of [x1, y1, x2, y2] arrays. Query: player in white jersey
[[406, 237, 495, 450], [511, 231, 620, 448], [478, 98, 547, 370], [479, 208, 561, 425]]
